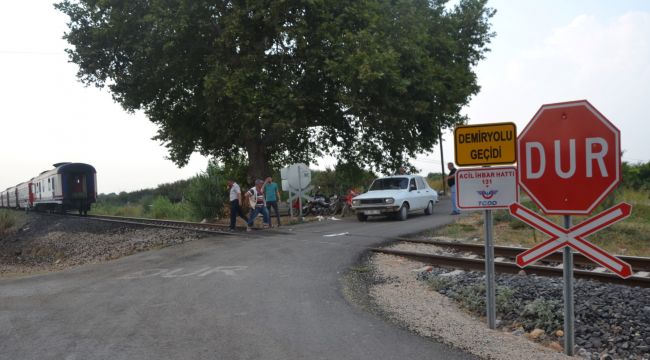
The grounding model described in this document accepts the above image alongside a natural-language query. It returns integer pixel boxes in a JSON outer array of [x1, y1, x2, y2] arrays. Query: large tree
[[56, 0, 494, 179]]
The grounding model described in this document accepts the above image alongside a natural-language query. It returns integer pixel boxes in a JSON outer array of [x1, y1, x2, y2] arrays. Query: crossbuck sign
[[512, 100, 633, 357], [509, 202, 633, 278]]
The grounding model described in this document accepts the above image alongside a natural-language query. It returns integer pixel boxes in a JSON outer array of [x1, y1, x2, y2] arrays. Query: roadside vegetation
[[429, 161, 650, 256], [92, 161, 227, 222], [0, 209, 27, 238], [90, 161, 381, 222]]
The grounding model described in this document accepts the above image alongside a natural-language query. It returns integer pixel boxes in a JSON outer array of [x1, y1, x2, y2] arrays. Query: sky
[[1, 0, 649, 194]]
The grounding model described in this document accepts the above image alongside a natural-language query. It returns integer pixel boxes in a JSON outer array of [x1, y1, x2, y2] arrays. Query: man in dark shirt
[[446, 162, 460, 215]]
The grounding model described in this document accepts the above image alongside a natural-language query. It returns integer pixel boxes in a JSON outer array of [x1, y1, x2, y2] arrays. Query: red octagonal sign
[[518, 100, 621, 215]]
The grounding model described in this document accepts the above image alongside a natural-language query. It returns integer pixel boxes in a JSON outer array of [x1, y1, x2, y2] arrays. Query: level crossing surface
[[0, 198, 477, 360]]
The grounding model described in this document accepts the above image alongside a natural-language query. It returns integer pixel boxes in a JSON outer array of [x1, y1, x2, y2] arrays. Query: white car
[[351, 175, 439, 221]]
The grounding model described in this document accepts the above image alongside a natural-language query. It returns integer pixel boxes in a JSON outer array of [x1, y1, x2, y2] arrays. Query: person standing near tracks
[[245, 179, 271, 231], [264, 176, 282, 227], [227, 180, 248, 231], [446, 162, 460, 215]]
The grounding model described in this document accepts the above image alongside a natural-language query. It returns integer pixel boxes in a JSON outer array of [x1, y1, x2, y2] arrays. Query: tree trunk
[[246, 140, 272, 185]]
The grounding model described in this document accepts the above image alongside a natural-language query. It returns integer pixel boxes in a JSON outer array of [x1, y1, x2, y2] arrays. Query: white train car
[[1, 189, 8, 207], [16, 182, 32, 209], [1, 163, 97, 214], [32, 163, 97, 214], [5, 187, 17, 208]]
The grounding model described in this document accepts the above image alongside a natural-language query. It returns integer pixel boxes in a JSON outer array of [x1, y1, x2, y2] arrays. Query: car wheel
[[424, 201, 434, 215], [398, 203, 409, 221], [357, 213, 368, 222]]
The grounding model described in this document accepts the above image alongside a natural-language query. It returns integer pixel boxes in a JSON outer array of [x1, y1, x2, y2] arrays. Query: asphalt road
[[0, 199, 477, 360]]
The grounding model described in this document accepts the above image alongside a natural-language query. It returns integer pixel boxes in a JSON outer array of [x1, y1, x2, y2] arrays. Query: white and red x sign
[[509, 202, 633, 278]]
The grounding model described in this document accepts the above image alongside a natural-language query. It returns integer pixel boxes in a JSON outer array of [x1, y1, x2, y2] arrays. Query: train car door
[[28, 183, 34, 207], [48, 178, 55, 200], [71, 174, 87, 198]]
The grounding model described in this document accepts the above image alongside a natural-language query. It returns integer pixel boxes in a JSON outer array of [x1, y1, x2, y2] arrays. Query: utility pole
[[439, 132, 447, 195]]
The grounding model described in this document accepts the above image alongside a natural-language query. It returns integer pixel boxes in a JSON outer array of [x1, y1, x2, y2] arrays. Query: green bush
[[427, 276, 453, 291], [521, 298, 563, 333], [184, 161, 228, 220], [450, 284, 518, 317], [457, 284, 487, 314], [496, 286, 519, 314], [150, 196, 190, 220]]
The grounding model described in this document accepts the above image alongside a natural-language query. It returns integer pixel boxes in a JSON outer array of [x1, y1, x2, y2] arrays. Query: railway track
[[79, 214, 238, 234], [370, 238, 650, 288]]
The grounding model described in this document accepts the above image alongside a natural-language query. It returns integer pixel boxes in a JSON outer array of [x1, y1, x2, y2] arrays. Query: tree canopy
[[56, 0, 495, 179]]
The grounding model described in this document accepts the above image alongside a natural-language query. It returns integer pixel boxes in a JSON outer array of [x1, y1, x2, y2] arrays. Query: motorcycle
[[294, 189, 344, 216], [301, 189, 341, 216]]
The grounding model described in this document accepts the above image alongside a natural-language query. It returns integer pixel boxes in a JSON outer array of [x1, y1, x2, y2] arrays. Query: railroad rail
[[80, 214, 238, 234], [371, 241, 650, 288], [395, 237, 650, 272]]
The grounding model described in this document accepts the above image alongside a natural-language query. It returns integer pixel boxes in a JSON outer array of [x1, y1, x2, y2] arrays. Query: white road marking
[[119, 266, 248, 279], [323, 232, 349, 237]]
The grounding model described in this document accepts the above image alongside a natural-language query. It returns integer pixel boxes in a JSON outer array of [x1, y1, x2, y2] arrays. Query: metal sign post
[[563, 215, 575, 356], [509, 203, 633, 355], [484, 209, 496, 329], [298, 164, 303, 218], [514, 100, 631, 355], [453, 124, 518, 329], [289, 187, 293, 218], [284, 163, 311, 220], [455, 166, 518, 330]]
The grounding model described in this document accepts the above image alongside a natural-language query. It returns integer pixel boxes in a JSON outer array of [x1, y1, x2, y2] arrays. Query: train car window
[[52, 178, 55, 192], [48, 178, 51, 191]]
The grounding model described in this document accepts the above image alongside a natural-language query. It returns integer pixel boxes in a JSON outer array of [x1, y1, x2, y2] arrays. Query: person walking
[[446, 162, 460, 215], [341, 188, 359, 217], [245, 179, 271, 231], [264, 176, 282, 227], [227, 180, 248, 231]]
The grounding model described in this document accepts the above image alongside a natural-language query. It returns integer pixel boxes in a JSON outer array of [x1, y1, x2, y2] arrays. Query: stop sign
[[518, 100, 621, 215]]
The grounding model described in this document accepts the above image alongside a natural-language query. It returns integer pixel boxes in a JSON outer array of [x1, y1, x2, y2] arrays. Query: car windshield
[[369, 177, 408, 191]]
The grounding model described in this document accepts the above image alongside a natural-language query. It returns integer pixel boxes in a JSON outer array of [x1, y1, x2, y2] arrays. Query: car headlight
[[352, 199, 360, 206], [384, 198, 394, 204]]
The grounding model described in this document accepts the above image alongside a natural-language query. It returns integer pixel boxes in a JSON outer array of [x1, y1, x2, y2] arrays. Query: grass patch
[[0, 210, 16, 235], [0, 209, 26, 237], [91, 195, 198, 222], [430, 216, 482, 239], [350, 265, 372, 273], [91, 202, 146, 217], [429, 188, 650, 256]]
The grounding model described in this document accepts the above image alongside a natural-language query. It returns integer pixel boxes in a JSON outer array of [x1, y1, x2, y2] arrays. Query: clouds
[[1, 3, 648, 192], [0, 3, 209, 194], [462, 11, 650, 165]]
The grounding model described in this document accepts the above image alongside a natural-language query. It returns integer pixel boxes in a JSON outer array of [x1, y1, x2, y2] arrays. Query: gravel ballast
[[0, 212, 204, 277], [364, 242, 650, 360]]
